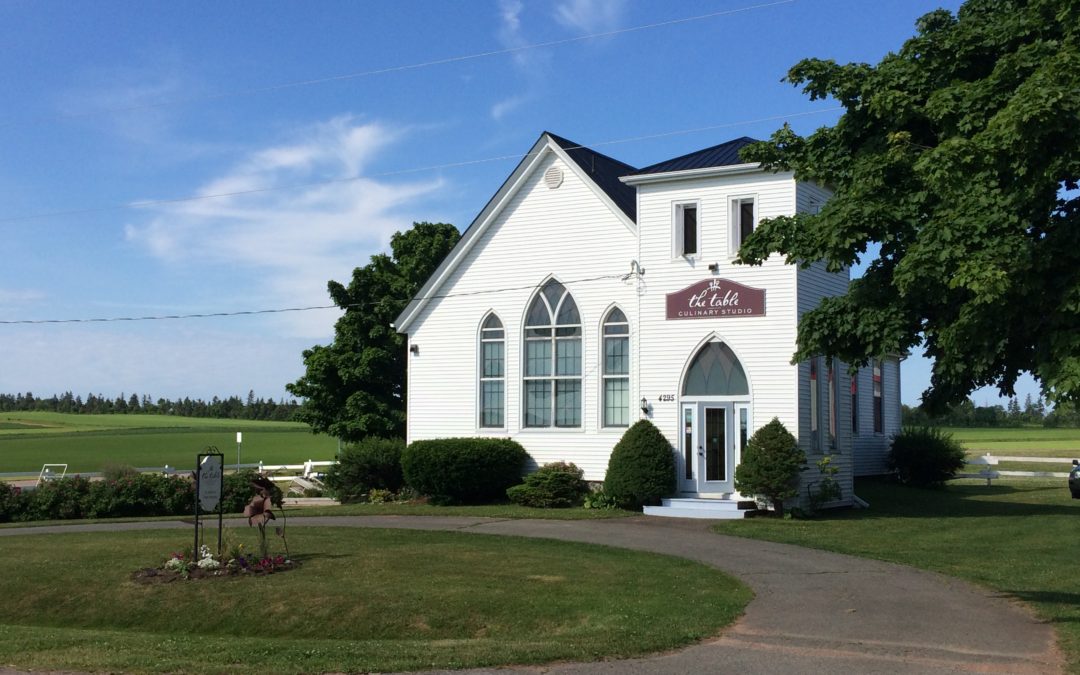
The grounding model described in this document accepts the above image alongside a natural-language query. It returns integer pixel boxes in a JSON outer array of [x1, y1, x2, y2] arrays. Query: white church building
[[394, 132, 901, 516]]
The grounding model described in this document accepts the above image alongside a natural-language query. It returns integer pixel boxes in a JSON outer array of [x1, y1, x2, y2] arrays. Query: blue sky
[[0, 0, 1039, 407]]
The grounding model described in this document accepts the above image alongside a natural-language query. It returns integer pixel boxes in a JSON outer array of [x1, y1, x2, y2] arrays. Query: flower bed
[[132, 544, 297, 583]]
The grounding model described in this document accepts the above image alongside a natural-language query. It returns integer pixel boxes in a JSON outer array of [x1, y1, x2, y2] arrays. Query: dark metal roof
[[632, 136, 759, 176], [545, 132, 638, 222]]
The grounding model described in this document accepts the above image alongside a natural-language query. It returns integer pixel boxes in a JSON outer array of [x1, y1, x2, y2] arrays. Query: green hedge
[[325, 437, 405, 503], [604, 420, 675, 509], [0, 469, 283, 523], [402, 437, 528, 504], [733, 418, 805, 516]]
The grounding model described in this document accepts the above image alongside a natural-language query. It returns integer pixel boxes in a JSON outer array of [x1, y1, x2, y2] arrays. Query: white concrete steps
[[643, 497, 758, 519]]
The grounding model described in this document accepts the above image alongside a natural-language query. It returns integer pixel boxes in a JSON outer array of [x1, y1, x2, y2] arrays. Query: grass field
[[716, 478, 1080, 672], [0, 527, 750, 673], [943, 426, 1080, 454], [0, 412, 336, 473]]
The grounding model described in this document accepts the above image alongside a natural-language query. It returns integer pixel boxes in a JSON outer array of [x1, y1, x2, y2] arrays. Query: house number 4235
[[657, 394, 675, 402]]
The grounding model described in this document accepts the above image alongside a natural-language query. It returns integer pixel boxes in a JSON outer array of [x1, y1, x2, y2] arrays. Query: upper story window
[[873, 359, 884, 434], [673, 202, 699, 257], [478, 314, 505, 428], [524, 279, 581, 428], [810, 358, 819, 452], [729, 196, 756, 256], [827, 359, 837, 449], [851, 371, 859, 435], [602, 307, 630, 428]]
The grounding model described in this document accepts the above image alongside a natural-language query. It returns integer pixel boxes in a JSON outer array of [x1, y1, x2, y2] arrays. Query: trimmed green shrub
[[603, 420, 675, 509], [402, 437, 528, 504], [887, 426, 966, 487], [325, 437, 405, 503], [507, 462, 589, 508], [220, 470, 284, 514], [734, 418, 805, 517]]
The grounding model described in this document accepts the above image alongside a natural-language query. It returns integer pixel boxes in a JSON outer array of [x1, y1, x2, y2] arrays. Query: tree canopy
[[738, 0, 1080, 411], [287, 222, 460, 440]]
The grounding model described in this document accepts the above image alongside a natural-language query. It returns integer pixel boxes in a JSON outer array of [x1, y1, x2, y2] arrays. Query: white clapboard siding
[[635, 171, 801, 459], [407, 150, 638, 480]]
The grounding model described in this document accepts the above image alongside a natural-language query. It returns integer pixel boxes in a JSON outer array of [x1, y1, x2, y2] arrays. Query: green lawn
[[942, 426, 1080, 454], [0, 412, 336, 473], [0, 527, 750, 673], [715, 478, 1080, 672]]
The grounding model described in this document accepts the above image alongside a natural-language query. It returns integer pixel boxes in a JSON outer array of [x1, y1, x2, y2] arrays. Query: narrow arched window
[[524, 280, 581, 427], [602, 307, 630, 427], [479, 314, 504, 428]]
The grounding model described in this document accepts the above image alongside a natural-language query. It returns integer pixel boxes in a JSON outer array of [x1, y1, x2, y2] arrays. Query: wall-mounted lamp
[[708, 262, 720, 273], [640, 397, 649, 413], [410, 344, 420, 355]]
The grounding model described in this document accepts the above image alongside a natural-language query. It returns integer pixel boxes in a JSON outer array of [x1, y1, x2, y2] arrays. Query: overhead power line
[[2, 0, 797, 128], [0, 106, 841, 225], [0, 273, 635, 325]]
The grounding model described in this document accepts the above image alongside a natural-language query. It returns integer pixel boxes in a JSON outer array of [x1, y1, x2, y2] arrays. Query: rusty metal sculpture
[[243, 474, 288, 559]]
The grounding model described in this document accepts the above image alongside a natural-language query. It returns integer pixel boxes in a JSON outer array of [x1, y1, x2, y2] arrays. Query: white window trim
[[476, 313, 506, 432], [599, 306, 631, 430], [672, 200, 701, 260], [521, 282, 584, 430], [729, 194, 758, 258]]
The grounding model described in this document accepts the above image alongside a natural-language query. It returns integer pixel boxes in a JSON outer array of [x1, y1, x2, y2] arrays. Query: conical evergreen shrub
[[604, 419, 675, 509], [734, 417, 805, 516]]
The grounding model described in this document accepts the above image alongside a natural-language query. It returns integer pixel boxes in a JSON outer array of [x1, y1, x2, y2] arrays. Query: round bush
[[325, 437, 405, 503], [603, 420, 675, 509], [887, 426, 966, 487], [734, 418, 805, 516], [402, 437, 528, 505], [506, 462, 589, 508]]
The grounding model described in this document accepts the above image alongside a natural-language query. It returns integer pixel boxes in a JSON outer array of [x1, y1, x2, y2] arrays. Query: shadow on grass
[[1001, 590, 1080, 622], [813, 479, 1080, 520]]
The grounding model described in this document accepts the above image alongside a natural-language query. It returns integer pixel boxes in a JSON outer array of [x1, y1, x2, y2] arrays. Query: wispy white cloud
[[125, 117, 444, 338], [491, 94, 528, 122], [0, 288, 46, 305], [553, 0, 627, 33]]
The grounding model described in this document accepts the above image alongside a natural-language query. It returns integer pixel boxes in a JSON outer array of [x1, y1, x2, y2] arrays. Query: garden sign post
[[195, 448, 224, 557]]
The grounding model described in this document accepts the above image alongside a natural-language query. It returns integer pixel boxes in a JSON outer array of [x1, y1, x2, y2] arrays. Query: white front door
[[698, 404, 732, 494], [680, 402, 740, 495]]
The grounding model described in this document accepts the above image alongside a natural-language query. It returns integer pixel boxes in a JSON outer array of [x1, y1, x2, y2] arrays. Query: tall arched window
[[478, 314, 504, 428], [524, 279, 581, 427], [602, 307, 630, 427]]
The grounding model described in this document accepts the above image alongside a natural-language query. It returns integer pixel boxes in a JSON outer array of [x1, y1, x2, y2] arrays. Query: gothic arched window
[[524, 280, 581, 427]]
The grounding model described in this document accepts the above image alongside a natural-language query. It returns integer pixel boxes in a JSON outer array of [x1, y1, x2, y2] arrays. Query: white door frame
[[679, 397, 750, 495]]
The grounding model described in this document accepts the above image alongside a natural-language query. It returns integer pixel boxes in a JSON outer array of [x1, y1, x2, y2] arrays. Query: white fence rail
[[958, 453, 1077, 485]]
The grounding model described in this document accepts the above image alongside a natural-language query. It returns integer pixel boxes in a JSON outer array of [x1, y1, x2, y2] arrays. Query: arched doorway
[[678, 341, 751, 495]]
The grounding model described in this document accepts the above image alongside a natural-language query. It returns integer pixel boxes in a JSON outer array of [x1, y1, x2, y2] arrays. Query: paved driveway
[[0, 515, 1062, 674]]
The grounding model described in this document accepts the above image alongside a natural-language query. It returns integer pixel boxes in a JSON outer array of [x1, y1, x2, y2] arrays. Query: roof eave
[[620, 162, 762, 185]]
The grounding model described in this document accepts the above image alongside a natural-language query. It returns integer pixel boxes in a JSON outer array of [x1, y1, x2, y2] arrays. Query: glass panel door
[[704, 406, 726, 483]]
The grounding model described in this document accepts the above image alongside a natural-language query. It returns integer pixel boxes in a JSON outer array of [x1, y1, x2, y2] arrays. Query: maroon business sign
[[665, 279, 766, 320]]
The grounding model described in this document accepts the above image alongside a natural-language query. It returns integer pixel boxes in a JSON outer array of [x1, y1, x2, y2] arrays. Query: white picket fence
[[959, 453, 1077, 485]]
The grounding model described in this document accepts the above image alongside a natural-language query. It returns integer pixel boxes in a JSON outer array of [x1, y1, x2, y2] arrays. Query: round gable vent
[[544, 165, 564, 189]]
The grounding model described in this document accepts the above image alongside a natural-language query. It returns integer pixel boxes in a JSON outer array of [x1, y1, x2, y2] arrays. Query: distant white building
[[395, 132, 901, 516]]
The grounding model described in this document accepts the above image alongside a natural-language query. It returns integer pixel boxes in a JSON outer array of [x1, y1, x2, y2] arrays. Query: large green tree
[[738, 0, 1080, 411], [287, 222, 460, 440]]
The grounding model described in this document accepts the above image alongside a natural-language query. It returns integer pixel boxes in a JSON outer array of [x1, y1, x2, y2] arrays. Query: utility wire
[[0, 273, 635, 325], [2, 0, 797, 128], [0, 106, 840, 225]]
